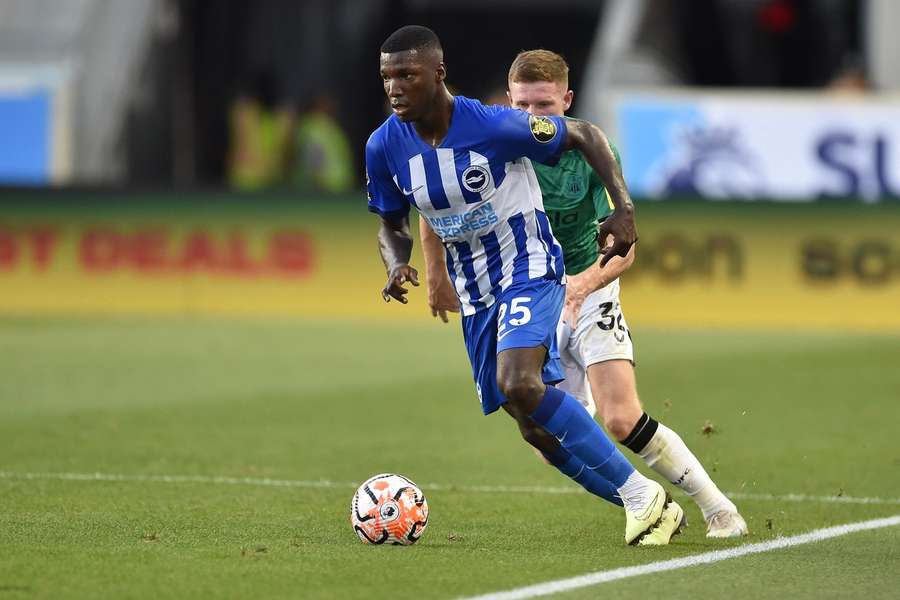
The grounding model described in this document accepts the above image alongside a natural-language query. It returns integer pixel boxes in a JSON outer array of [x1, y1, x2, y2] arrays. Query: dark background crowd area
[[125, 0, 865, 190]]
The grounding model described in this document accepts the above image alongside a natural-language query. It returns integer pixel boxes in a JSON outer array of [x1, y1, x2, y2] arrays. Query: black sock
[[622, 412, 659, 453]]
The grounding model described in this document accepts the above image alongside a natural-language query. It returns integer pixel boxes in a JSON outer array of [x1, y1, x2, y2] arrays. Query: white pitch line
[[0, 470, 899, 506], [0, 471, 350, 489], [459, 515, 900, 600], [726, 491, 900, 506]]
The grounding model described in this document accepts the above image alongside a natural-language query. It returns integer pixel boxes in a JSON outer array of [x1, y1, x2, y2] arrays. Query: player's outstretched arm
[[564, 119, 637, 266], [378, 216, 419, 304], [418, 217, 460, 323]]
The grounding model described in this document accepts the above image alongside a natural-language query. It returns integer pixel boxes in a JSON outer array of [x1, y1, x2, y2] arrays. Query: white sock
[[637, 422, 737, 521], [616, 470, 656, 513]]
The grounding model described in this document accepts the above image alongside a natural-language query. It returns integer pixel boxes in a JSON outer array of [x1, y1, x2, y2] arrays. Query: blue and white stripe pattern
[[366, 96, 567, 316]]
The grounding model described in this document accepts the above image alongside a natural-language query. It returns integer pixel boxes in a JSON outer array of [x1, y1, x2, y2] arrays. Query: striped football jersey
[[366, 96, 567, 316]]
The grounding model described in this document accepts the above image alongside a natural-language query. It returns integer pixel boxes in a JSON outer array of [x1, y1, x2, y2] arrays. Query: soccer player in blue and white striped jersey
[[366, 25, 682, 545]]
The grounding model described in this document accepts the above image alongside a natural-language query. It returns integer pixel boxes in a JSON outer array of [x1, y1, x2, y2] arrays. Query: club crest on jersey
[[529, 115, 557, 143], [561, 173, 585, 199], [462, 164, 491, 193]]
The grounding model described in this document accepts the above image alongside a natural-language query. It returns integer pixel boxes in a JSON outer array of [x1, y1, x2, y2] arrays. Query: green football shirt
[[533, 145, 621, 275]]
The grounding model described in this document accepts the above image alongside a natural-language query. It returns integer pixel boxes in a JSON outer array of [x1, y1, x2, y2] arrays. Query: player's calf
[[503, 402, 558, 454], [588, 360, 643, 441], [503, 395, 624, 507]]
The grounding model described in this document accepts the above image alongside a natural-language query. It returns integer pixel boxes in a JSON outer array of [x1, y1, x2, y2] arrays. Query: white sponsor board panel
[[613, 91, 900, 201]]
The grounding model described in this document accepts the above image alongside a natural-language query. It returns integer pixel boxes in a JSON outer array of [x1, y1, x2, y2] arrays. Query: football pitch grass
[[1, 317, 898, 598]]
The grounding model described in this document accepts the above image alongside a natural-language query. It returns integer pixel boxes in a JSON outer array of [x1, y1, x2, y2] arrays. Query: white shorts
[[555, 279, 634, 417]]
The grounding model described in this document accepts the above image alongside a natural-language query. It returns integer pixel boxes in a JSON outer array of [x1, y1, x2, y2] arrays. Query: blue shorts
[[461, 278, 565, 415]]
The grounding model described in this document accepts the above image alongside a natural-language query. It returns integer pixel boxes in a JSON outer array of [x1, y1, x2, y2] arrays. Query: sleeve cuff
[[368, 204, 409, 223]]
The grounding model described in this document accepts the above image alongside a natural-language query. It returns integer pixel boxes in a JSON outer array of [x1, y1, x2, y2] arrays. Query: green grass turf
[[1, 317, 898, 599]]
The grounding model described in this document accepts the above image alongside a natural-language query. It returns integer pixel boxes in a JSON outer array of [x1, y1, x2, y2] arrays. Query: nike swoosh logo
[[402, 184, 425, 195]]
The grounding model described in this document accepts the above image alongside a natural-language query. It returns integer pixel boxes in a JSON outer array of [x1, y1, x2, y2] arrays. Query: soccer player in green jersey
[[422, 49, 747, 538]]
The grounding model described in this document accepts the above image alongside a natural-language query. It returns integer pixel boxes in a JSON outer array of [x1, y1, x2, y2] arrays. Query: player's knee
[[602, 411, 639, 442], [497, 372, 544, 410]]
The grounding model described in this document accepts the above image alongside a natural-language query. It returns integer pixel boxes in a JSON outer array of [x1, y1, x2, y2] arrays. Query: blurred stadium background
[[1, 1, 898, 598], [1, 0, 898, 325]]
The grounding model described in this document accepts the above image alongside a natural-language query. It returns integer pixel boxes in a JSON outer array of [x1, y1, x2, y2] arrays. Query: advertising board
[[615, 92, 900, 202], [1, 197, 897, 331]]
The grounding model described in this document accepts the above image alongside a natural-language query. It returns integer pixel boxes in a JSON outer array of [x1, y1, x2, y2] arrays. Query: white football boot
[[706, 510, 749, 538]]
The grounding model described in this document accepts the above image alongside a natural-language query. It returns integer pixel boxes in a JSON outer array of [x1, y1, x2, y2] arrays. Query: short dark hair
[[380, 25, 442, 54]]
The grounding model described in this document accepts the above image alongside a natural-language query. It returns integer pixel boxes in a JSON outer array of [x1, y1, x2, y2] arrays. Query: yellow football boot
[[638, 498, 687, 546], [623, 481, 668, 545]]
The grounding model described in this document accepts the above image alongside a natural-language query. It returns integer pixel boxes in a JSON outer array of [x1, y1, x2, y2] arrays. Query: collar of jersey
[[403, 96, 459, 150]]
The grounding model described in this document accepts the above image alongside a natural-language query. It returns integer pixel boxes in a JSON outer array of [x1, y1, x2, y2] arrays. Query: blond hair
[[508, 49, 569, 87]]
